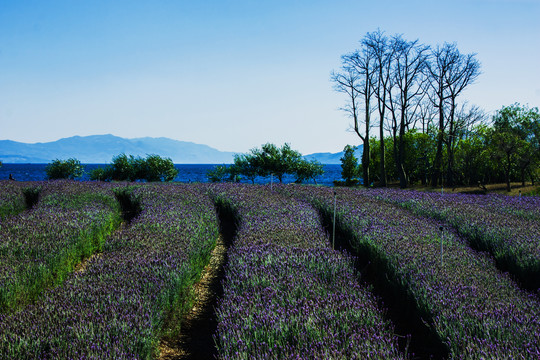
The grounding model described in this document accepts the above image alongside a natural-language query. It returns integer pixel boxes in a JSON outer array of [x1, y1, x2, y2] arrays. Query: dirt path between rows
[[158, 233, 228, 360]]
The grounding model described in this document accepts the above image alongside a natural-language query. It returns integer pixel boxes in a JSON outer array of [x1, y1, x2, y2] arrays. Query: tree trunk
[[380, 123, 387, 187], [506, 153, 511, 192], [398, 114, 408, 188], [363, 99, 371, 187], [431, 133, 443, 186], [446, 100, 457, 187], [431, 102, 445, 187], [362, 143, 370, 187], [447, 143, 455, 187]]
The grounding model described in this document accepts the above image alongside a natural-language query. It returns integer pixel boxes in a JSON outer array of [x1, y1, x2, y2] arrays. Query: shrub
[[89, 167, 108, 181], [340, 145, 360, 185], [143, 154, 178, 181], [207, 165, 232, 183], [90, 154, 178, 182], [45, 158, 84, 180]]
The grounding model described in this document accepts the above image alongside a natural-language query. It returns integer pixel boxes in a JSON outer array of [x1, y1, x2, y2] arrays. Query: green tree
[[340, 145, 360, 185], [45, 158, 84, 180], [490, 104, 540, 191], [107, 153, 137, 181], [231, 154, 258, 183], [231, 143, 323, 184], [207, 165, 232, 183], [292, 159, 324, 184], [399, 130, 435, 186], [454, 124, 491, 186], [251, 143, 303, 182], [90, 154, 177, 182], [488, 129, 522, 192], [89, 167, 108, 182], [143, 154, 178, 181]]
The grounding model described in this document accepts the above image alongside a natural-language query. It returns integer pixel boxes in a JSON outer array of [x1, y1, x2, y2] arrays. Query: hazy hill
[[304, 145, 363, 164], [0, 135, 364, 164], [0, 135, 236, 164]]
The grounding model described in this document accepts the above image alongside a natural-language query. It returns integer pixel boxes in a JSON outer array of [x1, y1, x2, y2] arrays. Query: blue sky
[[1, 0, 539, 154]]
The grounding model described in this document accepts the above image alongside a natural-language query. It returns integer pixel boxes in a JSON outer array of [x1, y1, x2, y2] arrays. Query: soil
[[158, 234, 228, 360], [73, 253, 102, 274]]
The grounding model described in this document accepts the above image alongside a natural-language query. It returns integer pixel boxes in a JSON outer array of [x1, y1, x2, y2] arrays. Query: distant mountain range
[[0, 135, 363, 164], [304, 146, 363, 165]]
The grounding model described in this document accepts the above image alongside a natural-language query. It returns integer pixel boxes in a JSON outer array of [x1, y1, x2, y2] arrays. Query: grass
[[406, 182, 539, 196]]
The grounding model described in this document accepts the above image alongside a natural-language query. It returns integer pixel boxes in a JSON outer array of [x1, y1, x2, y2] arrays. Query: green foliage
[[90, 154, 178, 182], [365, 103, 540, 188], [489, 104, 540, 190], [45, 158, 84, 180], [108, 153, 137, 181], [231, 154, 258, 183], [141, 154, 178, 182], [251, 143, 302, 182], [210, 143, 324, 184], [454, 124, 491, 185], [207, 165, 234, 183], [293, 159, 324, 184], [340, 145, 360, 185], [89, 167, 108, 182]]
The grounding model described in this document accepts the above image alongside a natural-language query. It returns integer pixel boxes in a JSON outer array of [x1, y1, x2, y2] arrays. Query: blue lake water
[[0, 163, 344, 186]]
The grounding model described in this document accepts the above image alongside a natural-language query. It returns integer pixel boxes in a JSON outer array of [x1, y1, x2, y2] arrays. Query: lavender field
[[210, 184, 403, 359], [0, 181, 538, 359], [362, 188, 540, 291]]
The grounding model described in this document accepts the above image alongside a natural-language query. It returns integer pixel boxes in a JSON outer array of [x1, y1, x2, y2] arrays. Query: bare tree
[[331, 46, 375, 186], [453, 104, 486, 139], [386, 35, 429, 188], [427, 43, 480, 186], [416, 97, 438, 134], [444, 52, 481, 186], [364, 30, 396, 187]]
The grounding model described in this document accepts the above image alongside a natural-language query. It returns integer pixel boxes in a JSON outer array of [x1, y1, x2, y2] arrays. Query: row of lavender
[[209, 184, 404, 359], [366, 188, 540, 291], [0, 181, 122, 313], [279, 185, 540, 358], [0, 183, 219, 359], [0, 180, 29, 218]]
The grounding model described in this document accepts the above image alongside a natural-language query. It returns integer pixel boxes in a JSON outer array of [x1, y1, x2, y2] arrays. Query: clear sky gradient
[[1, 0, 539, 154]]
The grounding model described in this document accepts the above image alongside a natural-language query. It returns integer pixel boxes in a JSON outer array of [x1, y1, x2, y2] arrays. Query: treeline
[[207, 143, 324, 184], [363, 103, 539, 190], [332, 30, 539, 190], [43, 144, 325, 184]]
